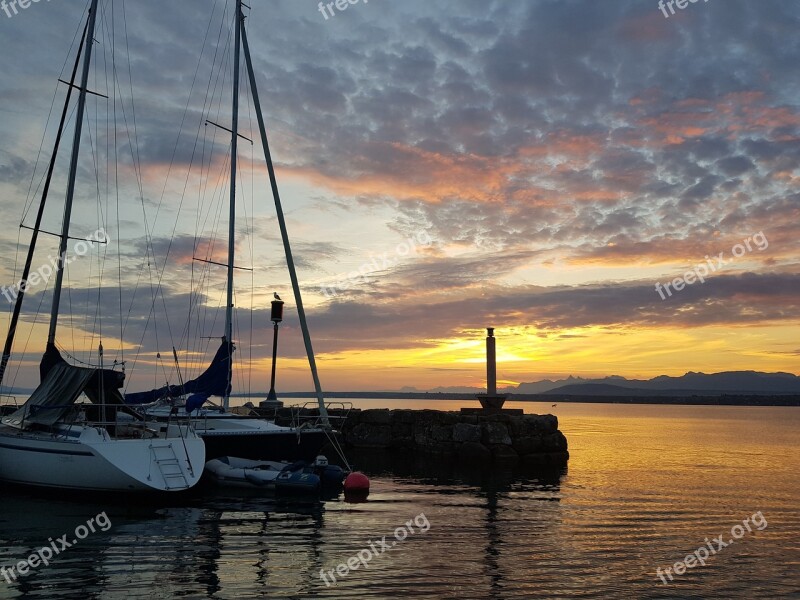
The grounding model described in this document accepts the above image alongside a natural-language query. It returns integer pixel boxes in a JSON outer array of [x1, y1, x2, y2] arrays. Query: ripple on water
[[0, 404, 797, 599]]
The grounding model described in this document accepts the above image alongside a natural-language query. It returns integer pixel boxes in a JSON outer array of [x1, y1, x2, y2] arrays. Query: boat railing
[[282, 401, 353, 430], [191, 406, 235, 432], [11, 402, 196, 440], [248, 401, 353, 429], [0, 394, 18, 416]]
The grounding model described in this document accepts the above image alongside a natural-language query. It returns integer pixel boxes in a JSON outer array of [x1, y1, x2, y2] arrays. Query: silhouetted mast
[[240, 13, 330, 422], [222, 0, 244, 410], [46, 0, 101, 349], [0, 18, 91, 388]]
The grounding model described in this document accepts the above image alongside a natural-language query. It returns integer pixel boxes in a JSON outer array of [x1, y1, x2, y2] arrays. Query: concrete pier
[[253, 407, 570, 468], [240, 329, 569, 467]]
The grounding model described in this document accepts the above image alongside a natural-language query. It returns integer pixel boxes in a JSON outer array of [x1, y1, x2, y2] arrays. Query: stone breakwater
[[262, 407, 569, 467]]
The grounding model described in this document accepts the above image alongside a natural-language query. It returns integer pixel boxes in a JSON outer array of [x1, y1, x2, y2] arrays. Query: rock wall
[[259, 406, 569, 468]]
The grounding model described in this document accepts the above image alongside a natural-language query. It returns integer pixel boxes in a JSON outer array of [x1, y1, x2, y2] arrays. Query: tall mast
[[0, 19, 90, 389], [223, 0, 243, 410], [46, 0, 101, 348], [240, 17, 330, 423]]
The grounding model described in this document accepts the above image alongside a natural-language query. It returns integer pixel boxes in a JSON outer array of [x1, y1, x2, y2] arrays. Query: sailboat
[[124, 343, 329, 462], [123, 0, 337, 464], [0, 0, 205, 492]]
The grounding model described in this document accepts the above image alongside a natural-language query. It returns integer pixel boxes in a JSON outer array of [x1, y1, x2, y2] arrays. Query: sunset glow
[[0, 0, 797, 393]]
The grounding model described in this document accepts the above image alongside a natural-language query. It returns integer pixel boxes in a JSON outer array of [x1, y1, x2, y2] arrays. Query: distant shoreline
[[254, 392, 800, 407], [3, 390, 797, 408]]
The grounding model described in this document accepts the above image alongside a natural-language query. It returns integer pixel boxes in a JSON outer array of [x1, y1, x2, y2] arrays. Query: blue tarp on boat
[[124, 339, 233, 405]]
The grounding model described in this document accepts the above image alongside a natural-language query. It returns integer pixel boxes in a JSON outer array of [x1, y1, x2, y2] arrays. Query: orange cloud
[[282, 131, 609, 206], [635, 90, 800, 147]]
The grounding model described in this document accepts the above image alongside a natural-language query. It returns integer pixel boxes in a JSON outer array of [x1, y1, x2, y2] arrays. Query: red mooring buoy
[[343, 472, 370, 502]]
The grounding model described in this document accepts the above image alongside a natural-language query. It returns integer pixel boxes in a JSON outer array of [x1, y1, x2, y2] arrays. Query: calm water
[[0, 400, 798, 599]]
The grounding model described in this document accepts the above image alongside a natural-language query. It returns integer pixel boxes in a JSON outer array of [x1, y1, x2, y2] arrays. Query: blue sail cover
[[124, 339, 233, 405]]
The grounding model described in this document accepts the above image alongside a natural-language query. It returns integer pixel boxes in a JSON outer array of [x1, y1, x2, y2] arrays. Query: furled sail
[[3, 361, 131, 430], [124, 339, 233, 405]]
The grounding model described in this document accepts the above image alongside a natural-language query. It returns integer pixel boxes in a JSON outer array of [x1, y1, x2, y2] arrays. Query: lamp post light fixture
[[266, 294, 284, 402]]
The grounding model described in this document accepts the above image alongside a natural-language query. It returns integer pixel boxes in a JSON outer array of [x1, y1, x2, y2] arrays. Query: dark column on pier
[[476, 327, 508, 411], [486, 327, 497, 396]]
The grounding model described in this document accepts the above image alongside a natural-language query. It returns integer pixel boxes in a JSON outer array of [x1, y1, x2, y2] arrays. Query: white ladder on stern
[[150, 443, 189, 490]]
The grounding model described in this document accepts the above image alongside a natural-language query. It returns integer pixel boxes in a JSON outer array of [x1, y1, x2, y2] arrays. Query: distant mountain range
[[8, 371, 797, 403], [397, 371, 800, 397]]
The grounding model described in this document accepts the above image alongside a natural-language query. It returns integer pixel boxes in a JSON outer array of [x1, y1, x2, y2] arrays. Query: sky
[[0, 0, 798, 394]]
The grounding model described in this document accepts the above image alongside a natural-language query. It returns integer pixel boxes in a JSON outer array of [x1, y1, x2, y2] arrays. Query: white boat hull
[[139, 406, 328, 461], [0, 425, 205, 492]]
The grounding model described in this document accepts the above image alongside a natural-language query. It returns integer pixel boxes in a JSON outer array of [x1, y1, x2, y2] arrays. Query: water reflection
[[3, 403, 795, 598], [0, 457, 565, 599], [340, 451, 567, 599]]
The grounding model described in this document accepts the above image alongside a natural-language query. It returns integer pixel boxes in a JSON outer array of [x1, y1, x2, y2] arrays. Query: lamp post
[[266, 295, 284, 402]]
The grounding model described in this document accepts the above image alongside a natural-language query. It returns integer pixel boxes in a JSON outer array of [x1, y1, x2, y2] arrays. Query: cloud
[[1, 0, 798, 387]]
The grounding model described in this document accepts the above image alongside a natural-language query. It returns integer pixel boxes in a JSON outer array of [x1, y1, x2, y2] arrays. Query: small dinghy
[[205, 456, 284, 488], [204, 455, 345, 494]]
